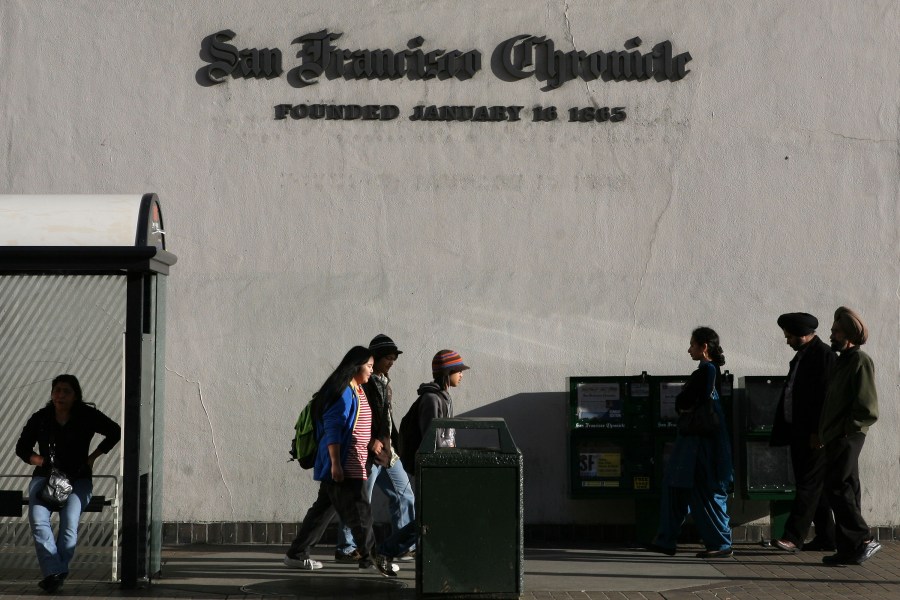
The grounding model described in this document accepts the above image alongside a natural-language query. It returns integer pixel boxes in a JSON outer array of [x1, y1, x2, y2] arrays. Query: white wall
[[1, 0, 897, 527]]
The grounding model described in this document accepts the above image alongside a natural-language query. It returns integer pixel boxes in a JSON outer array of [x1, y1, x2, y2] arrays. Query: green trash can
[[415, 417, 523, 599]]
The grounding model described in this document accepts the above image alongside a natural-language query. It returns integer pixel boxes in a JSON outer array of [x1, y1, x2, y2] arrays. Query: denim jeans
[[378, 521, 417, 559], [336, 460, 415, 553], [28, 476, 93, 577]]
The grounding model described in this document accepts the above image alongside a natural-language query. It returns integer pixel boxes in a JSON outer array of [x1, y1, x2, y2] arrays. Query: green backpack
[[288, 400, 317, 469]]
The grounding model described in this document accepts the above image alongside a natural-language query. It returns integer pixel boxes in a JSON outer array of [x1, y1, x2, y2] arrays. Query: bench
[[0, 475, 120, 581], [0, 490, 112, 517]]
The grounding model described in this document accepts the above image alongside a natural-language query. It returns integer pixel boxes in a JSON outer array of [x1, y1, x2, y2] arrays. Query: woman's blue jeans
[[28, 476, 93, 577], [337, 460, 415, 554]]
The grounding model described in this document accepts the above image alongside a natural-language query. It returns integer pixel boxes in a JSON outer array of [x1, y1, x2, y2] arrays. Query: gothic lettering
[[496, 35, 691, 89], [205, 30, 283, 83]]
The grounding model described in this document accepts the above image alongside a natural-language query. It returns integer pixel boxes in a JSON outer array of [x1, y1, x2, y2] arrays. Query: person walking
[[383, 349, 471, 564], [282, 346, 395, 577], [334, 334, 416, 563], [648, 327, 733, 558], [819, 306, 880, 566], [770, 312, 836, 553], [399, 349, 471, 475], [417, 350, 469, 449]]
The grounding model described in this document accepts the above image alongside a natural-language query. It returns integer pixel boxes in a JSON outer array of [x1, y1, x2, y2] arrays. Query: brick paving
[[0, 541, 896, 599]]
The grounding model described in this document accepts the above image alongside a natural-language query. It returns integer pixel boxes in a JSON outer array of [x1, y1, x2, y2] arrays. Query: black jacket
[[362, 375, 399, 452], [15, 403, 121, 481], [770, 336, 835, 446]]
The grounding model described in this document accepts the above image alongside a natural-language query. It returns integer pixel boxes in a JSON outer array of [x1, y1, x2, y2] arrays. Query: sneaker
[[359, 556, 397, 578], [379, 553, 400, 573], [334, 549, 362, 562], [855, 540, 882, 565], [773, 539, 799, 553], [396, 549, 416, 561], [283, 554, 323, 570], [696, 548, 733, 559]]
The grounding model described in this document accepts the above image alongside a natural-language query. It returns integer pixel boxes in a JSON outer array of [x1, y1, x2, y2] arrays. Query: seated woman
[[15, 374, 121, 593]]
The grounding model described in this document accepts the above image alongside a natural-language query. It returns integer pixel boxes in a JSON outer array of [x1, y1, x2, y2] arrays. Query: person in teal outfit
[[648, 326, 734, 558]]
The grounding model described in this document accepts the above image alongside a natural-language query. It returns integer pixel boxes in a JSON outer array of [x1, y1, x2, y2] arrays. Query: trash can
[[415, 418, 523, 599]]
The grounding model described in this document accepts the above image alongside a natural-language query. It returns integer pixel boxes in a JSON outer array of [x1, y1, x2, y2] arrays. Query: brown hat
[[834, 306, 868, 345]]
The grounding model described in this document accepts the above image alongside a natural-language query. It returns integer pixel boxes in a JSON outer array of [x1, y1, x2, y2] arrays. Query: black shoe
[[802, 538, 836, 552], [359, 557, 397, 578], [335, 549, 362, 562], [37, 574, 62, 593], [696, 548, 733, 559], [822, 552, 855, 566], [644, 542, 676, 556], [855, 540, 882, 565]]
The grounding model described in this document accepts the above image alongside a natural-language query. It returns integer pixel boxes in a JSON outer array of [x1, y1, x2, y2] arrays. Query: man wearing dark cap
[[770, 313, 836, 553], [819, 307, 880, 565], [335, 334, 416, 563]]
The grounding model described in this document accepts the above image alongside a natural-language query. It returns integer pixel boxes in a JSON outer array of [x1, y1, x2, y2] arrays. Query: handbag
[[677, 392, 720, 436], [39, 441, 73, 509]]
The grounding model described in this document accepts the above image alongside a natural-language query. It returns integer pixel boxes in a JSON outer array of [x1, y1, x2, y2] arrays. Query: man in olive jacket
[[770, 313, 836, 553], [819, 306, 880, 566]]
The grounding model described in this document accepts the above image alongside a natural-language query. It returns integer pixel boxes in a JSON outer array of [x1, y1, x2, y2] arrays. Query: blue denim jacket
[[313, 386, 361, 481]]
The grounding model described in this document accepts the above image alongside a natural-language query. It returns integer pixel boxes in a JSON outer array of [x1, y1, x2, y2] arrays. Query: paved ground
[[0, 541, 897, 599]]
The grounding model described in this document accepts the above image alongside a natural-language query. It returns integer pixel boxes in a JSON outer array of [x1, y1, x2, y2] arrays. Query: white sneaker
[[283, 554, 323, 570]]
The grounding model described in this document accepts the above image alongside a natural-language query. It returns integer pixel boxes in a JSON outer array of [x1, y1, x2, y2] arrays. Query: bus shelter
[[0, 194, 176, 588]]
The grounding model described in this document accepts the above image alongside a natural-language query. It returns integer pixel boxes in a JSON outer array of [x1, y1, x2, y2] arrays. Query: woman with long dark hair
[[15, 374, 121, 593], [648, 327, 734, 558], [283, 346, 395, 576]]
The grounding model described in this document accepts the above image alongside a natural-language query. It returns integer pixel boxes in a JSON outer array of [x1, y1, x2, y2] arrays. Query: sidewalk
[[0, 541, 896, 599]]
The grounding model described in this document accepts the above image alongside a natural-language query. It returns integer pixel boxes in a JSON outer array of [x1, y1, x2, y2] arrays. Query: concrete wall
[[1, 1, 898, 528]]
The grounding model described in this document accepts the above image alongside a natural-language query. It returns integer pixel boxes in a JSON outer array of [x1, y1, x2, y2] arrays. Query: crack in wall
[[623, 171, 678, 371], [560, 0, 598, 104], [798, 128, 896, 144], [166, 367, 235, 517]]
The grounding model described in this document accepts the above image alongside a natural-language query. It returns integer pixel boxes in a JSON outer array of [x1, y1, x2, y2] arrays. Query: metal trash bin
[[415, 417, 523, 599]]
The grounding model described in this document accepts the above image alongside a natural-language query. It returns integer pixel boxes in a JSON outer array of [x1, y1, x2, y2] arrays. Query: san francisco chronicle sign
[[200, 29, 693, 123]]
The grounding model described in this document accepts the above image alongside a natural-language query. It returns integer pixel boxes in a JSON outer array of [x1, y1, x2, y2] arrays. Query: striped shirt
[[343, 385, 371, 479]]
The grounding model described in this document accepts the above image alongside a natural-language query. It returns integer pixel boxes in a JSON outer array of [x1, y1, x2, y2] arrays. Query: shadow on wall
[[453, 393, 770, 531], [457, 392, 570, 522]]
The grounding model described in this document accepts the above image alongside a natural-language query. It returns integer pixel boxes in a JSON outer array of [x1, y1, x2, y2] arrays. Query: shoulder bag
[[39, 437, 73, 509]]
